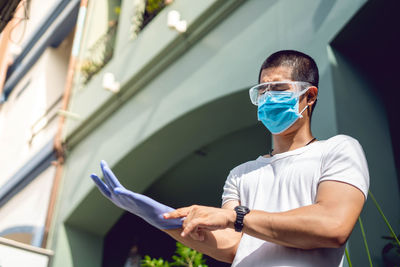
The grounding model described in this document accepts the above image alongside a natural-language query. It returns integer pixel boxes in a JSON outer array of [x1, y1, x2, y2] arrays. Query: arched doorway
[[101, 92, 271, 266]]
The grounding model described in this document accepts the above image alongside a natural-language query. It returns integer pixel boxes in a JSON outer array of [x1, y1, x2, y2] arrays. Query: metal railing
[[29, 94, 63, 145]]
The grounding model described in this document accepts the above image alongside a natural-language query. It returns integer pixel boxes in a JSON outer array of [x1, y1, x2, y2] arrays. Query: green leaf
[[142, 242, 207, 267]]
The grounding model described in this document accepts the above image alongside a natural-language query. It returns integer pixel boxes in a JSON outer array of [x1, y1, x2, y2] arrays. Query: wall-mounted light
[[167, 10, 187, 33], [102, 72, 120, 93]]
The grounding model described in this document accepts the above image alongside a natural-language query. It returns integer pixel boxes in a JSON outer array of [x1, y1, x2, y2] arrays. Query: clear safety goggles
[[249, 81, 312, 105]]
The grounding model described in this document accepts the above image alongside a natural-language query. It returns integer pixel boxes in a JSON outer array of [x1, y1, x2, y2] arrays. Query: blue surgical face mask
[[257, 90, 309, 134]]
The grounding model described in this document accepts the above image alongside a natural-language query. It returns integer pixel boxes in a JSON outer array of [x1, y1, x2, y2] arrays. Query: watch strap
[[234, 206, 250, 232]]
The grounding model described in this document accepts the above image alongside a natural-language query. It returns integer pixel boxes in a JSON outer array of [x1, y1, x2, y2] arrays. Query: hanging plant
[[130, 0, 146, 40], [79, 20, 118, 85], [130, 0, 174, 40]]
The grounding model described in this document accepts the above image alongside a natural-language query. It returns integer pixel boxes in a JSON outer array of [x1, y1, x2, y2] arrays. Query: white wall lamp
[[102, 72, 120, 93], [167, 10, 187, 33]]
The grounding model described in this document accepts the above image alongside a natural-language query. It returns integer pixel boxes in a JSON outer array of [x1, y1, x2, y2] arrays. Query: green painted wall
[[329, 47, 399, 266], [51, 225, 103, 267]]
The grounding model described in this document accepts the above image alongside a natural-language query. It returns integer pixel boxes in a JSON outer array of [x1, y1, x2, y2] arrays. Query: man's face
[[258, 66, 311, 135]]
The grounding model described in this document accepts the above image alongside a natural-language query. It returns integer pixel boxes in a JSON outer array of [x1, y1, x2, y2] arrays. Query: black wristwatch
[[234, 205, 250, 232]]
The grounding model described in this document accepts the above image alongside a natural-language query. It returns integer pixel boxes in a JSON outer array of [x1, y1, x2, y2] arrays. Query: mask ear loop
[[298, 86, 311, 118], [298, 105, 308, 118]]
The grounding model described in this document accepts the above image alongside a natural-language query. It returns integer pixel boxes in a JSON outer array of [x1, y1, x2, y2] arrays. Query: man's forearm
[[163, 228, 241, 263], [242, 204, 355, 249], [241, 182, 365, 250]]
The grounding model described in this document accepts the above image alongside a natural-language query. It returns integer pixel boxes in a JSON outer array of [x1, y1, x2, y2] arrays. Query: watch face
[[235, 206, 250, 213]]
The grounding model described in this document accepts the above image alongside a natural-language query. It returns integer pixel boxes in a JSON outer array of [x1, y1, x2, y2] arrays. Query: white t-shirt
[[222, 135, 370, 267]]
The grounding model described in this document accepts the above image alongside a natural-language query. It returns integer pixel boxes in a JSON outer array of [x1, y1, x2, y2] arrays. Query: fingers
[[163, 207, 191, 219], [165, 205, 224, 240], [181, 214, 212, 238], [165, 206, 205, 240], [181, 219, 200, 238], [189, 227, 205, 241], [90, 173, 111, 198], [100, 160, 122, 188], [167, 206, 204, 238]]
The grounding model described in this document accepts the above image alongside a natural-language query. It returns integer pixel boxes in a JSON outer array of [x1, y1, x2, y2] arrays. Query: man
[[91, 50, 369, 266]]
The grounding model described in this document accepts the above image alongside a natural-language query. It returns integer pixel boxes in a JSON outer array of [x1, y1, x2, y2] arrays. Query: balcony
[[77, 0, 169, 87], [0, 237, 53, 267]]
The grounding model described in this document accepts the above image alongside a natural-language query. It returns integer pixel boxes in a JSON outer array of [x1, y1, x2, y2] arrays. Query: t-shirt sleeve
[[319, 135, 370, 200], [221, 171, 240, 207]]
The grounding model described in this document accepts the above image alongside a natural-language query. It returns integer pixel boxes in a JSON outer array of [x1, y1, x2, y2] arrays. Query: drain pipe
[[41, 0, 89, 248]]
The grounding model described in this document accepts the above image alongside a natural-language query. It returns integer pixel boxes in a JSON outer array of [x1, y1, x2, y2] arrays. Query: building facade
[[1, 0, 399, 266], [0, 0, 79, 265]]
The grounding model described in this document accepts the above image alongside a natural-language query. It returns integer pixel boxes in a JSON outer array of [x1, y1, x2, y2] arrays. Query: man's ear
[[307, 86, 318, 105]]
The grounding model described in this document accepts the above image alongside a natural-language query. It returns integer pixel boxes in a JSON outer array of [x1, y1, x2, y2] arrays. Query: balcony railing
[[0, 236, 53, 267]]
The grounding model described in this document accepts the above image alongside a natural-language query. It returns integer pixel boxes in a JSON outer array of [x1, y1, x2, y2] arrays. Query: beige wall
[[0, 0, 63, 94], [0, 2, 25, 94], [0, 32, 73, 187], [0, 165, 55, 244], [15, 0, 60, 48]]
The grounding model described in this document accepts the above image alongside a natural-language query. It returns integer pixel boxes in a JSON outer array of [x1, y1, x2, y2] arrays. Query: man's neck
[[271, 126, 314, 155]]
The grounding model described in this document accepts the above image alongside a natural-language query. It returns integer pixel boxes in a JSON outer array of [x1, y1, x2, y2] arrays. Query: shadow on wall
[[329, 1, 400, 266], [65, 224, 103, 267], [312, 0, 337, 32], [331, 0, 400, 184]]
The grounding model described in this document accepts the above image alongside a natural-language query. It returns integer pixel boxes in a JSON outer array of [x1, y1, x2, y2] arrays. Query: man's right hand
[[90, 160, 183, 230], [164, 205, 236, 240], [163, 201, 242, 263]]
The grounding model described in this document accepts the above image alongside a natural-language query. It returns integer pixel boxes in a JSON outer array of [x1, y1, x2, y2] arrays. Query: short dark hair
[[258, 50, 319, 114]]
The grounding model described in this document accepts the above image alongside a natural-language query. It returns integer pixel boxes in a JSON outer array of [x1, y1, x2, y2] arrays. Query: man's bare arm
[[167, 181, 365, 250], [242, 181, 365, 249], [163, 200, 242, 263]]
